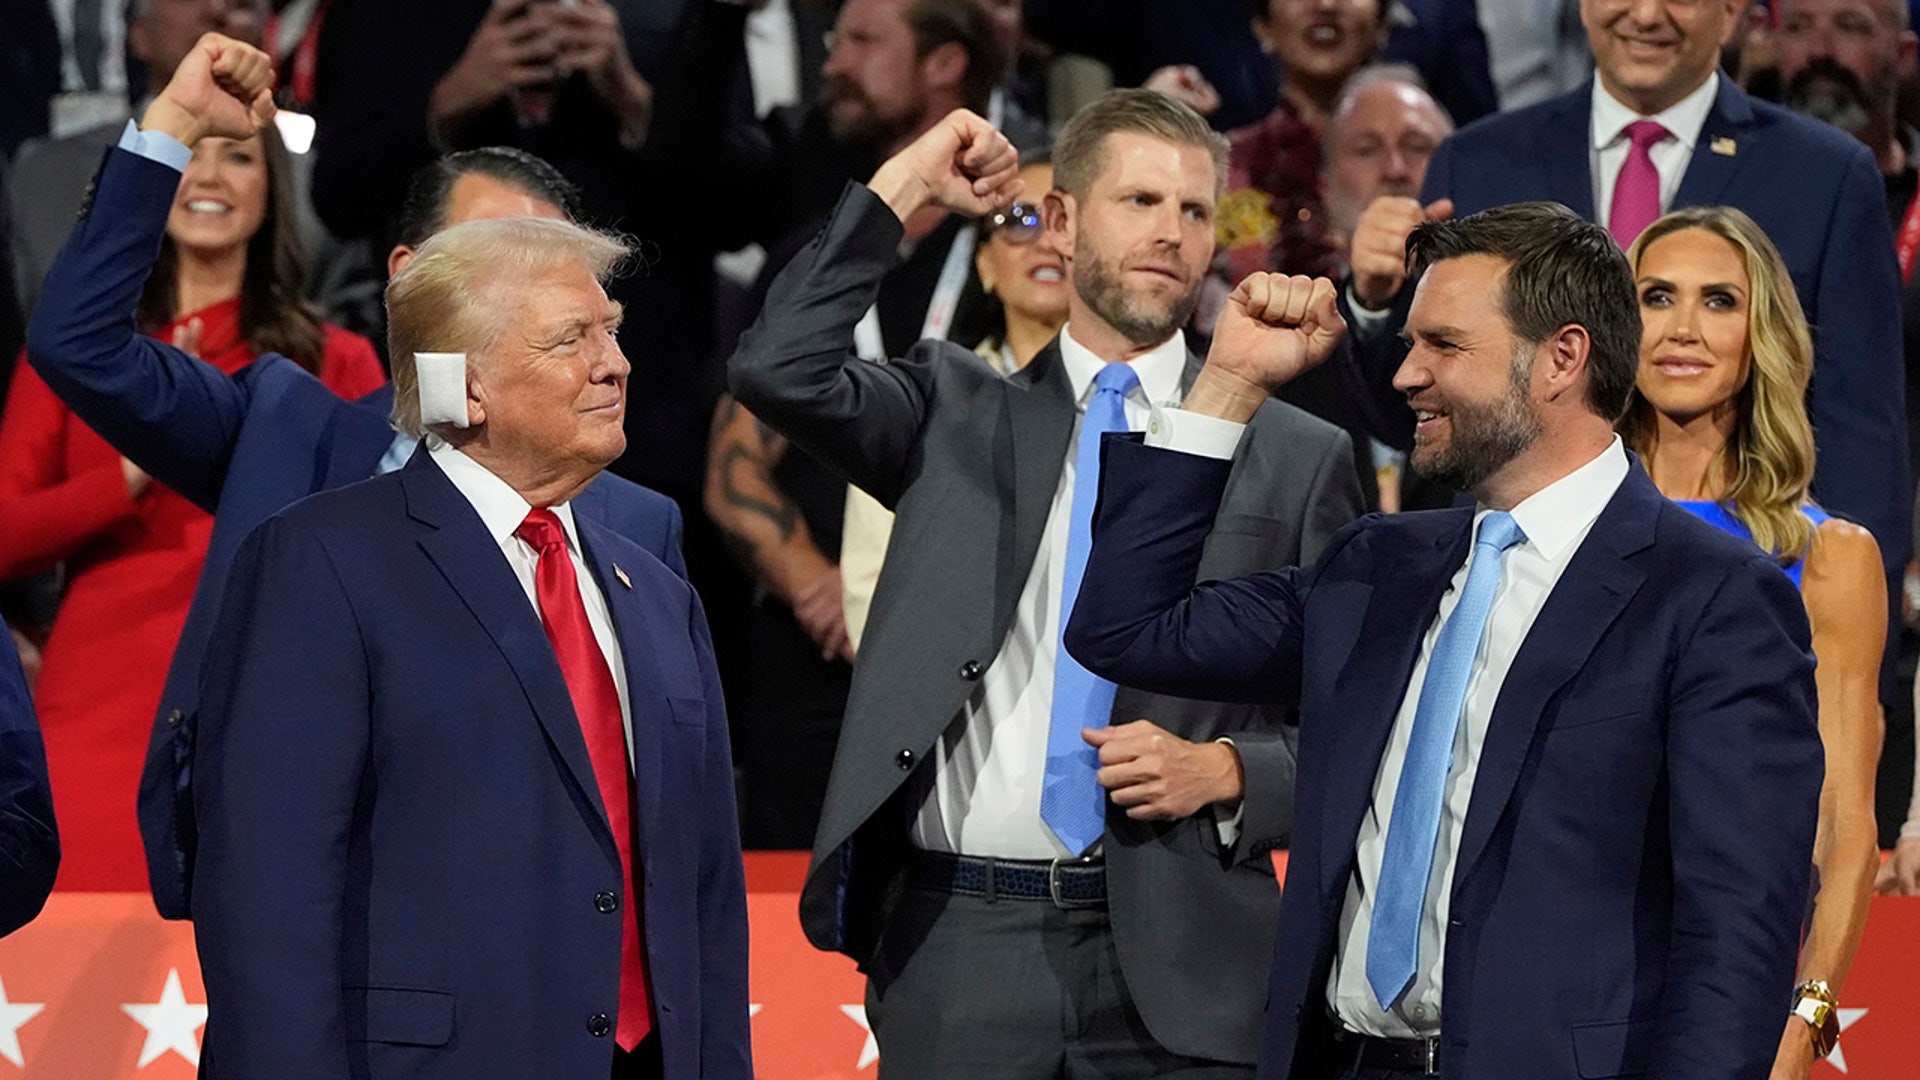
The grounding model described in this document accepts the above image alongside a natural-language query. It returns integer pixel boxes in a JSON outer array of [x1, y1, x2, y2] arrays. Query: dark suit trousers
[[862, 883, 1255, 1079], [610, 1032, 663, 1080]]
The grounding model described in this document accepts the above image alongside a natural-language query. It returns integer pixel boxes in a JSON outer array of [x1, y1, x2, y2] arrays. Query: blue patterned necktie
[[1041, 362, 1141, 855], [1366, 510, 1527, 1009]]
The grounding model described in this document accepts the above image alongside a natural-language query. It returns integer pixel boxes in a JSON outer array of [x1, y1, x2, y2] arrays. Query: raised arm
[[727, 110, 1019, 505], [23, 33, 281, 513]]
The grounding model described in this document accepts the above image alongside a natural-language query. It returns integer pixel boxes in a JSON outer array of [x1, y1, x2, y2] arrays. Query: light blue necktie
[[1366, 510, 1526, 1009], [1042, 362, 1141, 855]]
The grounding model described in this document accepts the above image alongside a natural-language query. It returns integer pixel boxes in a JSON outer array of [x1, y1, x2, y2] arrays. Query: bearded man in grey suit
[[730, 89, 1363, 1078]]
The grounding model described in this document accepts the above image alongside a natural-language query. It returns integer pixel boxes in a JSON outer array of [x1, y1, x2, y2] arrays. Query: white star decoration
[[121, 969, 208, 1068], [839, 1003, 879, 1070], [0, 975, 45, 1067], [748, 1003, 762, 1018], [1822, 1008, 1869, 1074]]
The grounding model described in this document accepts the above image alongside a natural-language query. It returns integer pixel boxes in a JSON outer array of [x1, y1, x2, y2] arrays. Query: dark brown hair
[[906, 0, 1008, 115], [138, 120, 327, 372], [1406, 201, 1642, 421]]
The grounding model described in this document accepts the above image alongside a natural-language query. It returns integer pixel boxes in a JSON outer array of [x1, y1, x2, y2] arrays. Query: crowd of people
[[2, 0, 1920, 1078]]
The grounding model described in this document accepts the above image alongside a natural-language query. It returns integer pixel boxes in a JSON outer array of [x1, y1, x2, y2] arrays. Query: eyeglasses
[[985, 203, 1044, 245]]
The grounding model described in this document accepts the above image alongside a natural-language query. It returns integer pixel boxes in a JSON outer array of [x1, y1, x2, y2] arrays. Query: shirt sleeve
[[1145, 402, 1246, 460], [115, 120, 193, 172]]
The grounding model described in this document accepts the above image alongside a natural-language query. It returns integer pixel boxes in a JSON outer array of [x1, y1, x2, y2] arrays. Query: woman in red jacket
[[0, 120, 383, 890]]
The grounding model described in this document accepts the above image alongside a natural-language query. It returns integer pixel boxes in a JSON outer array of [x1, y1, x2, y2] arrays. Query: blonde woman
[[1624, 206, 1883, 1080]]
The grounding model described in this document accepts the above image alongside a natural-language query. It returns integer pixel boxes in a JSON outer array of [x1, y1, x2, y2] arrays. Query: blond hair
[[1621, 206, 1818, 560], [387, 216, 631, 439]]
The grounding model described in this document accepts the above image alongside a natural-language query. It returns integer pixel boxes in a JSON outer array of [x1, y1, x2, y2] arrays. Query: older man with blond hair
[[164, 35, 748, 1080]]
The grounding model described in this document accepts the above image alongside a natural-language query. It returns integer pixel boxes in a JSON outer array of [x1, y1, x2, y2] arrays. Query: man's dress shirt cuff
[[1145, 404, 1246, 460], [1212, 737, 1245, 847], [116, 121, 193, 172]]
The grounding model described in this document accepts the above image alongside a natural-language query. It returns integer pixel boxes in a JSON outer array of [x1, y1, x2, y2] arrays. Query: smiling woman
[[0, 117, 382, 892], [1622, 205, 1886, 1079]]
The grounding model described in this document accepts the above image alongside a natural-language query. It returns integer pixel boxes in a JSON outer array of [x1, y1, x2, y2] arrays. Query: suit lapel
[[401, 452, 611, 841], [1674, 79, 1754, 210], [1540, 88, 1596, 220], [1319, 512, 1473, 897], [575, 517, 668, 876], [1004, 342, 1076, 613], [1451, 470, 1658, 887]]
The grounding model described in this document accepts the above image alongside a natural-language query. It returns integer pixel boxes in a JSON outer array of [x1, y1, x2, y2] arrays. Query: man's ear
[[1541, 324, 1593, 404], [919, 41, 968, 101], [388, 244, 415, 278], [1044, 189, 1075, 262], [465, 364, 488, 429]]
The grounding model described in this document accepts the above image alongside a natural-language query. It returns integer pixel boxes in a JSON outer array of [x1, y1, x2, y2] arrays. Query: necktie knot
[[1475, 510, 1526, 555], [1092, 362, 1141, 402], [1624, 119, 1671, 151], [515, 508, 567, 555]]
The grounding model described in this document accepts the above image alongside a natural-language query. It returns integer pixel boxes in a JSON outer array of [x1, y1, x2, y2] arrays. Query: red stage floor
[[0, 852, 1913, 1077]]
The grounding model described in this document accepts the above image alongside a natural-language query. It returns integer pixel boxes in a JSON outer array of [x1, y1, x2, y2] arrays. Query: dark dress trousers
[[23, 147, 685, 919], [0, 631, 57, 937], [730, 182, 1365, 1066], [1065, 438, 1825, 1080]]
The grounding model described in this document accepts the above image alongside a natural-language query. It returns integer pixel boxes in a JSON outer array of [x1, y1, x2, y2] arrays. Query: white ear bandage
[[414, 353, 470, 429]]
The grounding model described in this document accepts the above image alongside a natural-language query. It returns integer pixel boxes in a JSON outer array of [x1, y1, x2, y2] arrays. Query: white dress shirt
[[1590, 73, 1720, 234], [1323, 437, 1629, 1037], [910, 326, 1195, 858], [430, 443, 637, 767]]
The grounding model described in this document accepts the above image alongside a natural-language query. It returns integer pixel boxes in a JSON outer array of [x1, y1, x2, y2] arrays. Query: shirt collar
[[1590, 71, 1720, 153], [428, 441, 582, 554], [1056, 323, 1189, 410], [1484, 436, 1629, 562]]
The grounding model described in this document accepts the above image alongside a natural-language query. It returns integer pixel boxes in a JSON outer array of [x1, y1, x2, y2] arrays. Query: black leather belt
[[1330, 1027, 1441, 1076], [906, 850, 1106, 909]]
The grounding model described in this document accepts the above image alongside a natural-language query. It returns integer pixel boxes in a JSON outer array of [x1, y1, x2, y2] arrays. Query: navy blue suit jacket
[[0, 636, 57, 937], [191, 449, 747, 1079], [22, 147, 685, 919], [1400, 78, 1909, 577], [1065, 438, 1823, 1080]]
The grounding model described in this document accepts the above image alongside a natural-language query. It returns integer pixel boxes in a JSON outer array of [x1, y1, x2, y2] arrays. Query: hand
[[553, 0, 652, 144], [1186, 273, 1345, 423], [1768, 1017, 1815, 1080], [1143, 64, 1220, 117], [1086, 720, 1243, 821], [121, 456, 152, 499], [1875, 836, 1920, 895], [1350, 195, 1454, 311], [790, 567, 854, 663], [170, 316, 204, 358], [867, 109, 1023, 223], [430, 0, 564, 131], [140, 33, 276, 146]]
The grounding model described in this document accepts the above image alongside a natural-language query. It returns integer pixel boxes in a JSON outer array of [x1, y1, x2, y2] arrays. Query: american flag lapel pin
[[613, 563, 632, 589], [1710, 137, 1737, 156]]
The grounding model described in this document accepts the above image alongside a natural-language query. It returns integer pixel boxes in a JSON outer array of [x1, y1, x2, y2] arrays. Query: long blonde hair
[[1620, 206, 1817, 560]]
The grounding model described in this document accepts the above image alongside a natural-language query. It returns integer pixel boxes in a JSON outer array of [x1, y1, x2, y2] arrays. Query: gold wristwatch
[[1791, 980, 1840, 1059]]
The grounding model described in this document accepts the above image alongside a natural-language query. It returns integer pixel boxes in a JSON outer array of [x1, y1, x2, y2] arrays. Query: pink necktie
[[516, 509, 652, 1050], [1609, 119, 1671, 249]]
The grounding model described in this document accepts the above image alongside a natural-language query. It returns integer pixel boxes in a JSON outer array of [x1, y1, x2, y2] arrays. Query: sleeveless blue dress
[[1674, 500, 1830, 588]]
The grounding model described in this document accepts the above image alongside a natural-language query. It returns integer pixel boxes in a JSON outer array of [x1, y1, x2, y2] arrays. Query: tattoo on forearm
[[718, 444, 800, 541]]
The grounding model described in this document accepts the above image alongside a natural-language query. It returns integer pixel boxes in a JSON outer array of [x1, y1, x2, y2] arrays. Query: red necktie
[[516, 508, 651, 1049], [1609, 119, 1671, 249]]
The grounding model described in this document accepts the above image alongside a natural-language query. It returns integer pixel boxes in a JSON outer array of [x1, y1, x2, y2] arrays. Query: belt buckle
[[1422, 1035, 1438, 1077], [1047, 855, 1091, 910]]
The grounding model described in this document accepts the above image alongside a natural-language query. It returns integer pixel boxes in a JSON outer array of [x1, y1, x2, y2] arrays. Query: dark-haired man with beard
[[1065, 200, 1823, 1080], [1773, 0, 1920, 482], [732, 89, 1360, 1077]]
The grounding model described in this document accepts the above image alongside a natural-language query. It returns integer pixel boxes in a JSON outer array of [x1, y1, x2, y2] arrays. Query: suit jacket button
[[166, 708, 183, 726], [595, 891, 619, 914], [957, 659, 983, 681], [895, 748, 914, 770], [588, 1013, 611, 1038]]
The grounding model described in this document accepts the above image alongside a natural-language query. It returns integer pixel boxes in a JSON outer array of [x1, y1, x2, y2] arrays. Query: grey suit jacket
[[730, 183, 1364, 1065]]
